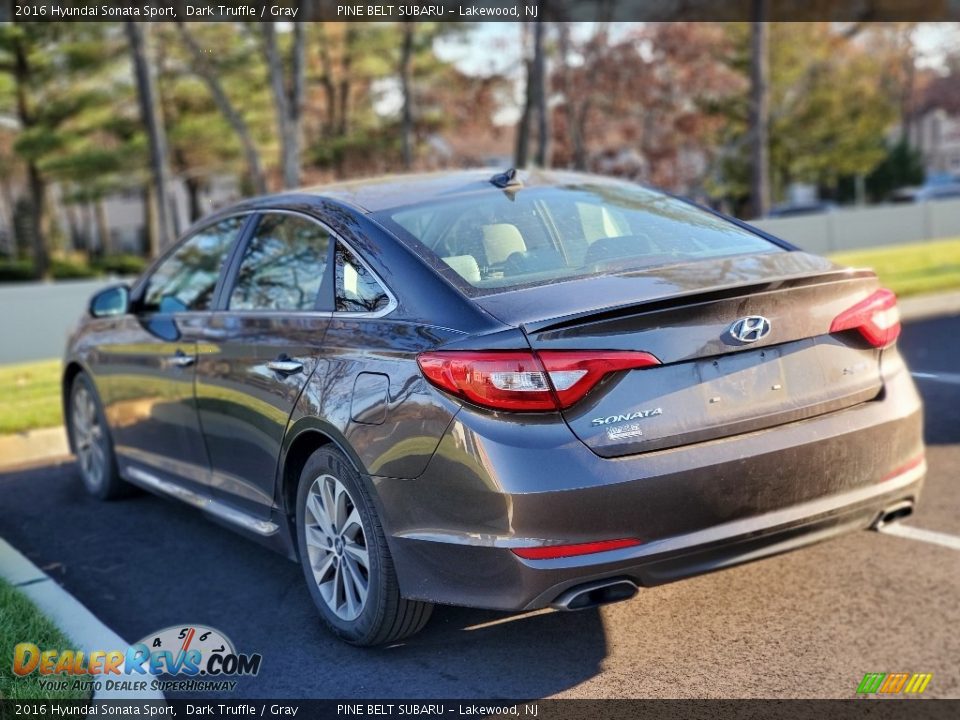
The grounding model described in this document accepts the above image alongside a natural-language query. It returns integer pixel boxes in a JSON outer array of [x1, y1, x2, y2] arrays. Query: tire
[[295, 446, 433, 646], [68, 373, 127, 500]]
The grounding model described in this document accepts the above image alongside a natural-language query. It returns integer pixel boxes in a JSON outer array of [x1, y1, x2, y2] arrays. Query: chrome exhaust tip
[[550, 578, 639, 612], [872, 500, 915, 530]]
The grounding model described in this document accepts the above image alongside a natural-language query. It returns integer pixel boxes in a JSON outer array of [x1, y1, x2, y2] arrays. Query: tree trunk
[[515, 64, 533, 167], [288, 15, 306, 187], [317, 24, 338, 135], [95, 197, 112, 256], [574, 101, 590, 171], [26, 163, 48, 278], [399, 22, 415, 170], [11, 25, 49, 279], [337, 27, 357, 137], [126, 22, 176, 255], [261, 21, 292, 187], [175, 21, 268, 195], [749, 3, 770, 218], [532, 20, 550, 168], [184, 175, 204, 222], [261, 9, 305, 189]]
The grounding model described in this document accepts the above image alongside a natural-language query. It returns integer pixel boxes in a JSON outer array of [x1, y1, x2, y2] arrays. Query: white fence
[[752, 198, 960, 255]]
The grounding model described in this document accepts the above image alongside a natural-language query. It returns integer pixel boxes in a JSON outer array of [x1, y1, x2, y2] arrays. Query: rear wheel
[[295, 446, 433, 645], [68, 373, 126, 500]]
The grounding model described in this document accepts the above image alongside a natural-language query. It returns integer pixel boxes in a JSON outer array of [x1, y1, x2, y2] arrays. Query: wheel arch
[[278, 418, 369, 522], [61, 360, 91, 453]]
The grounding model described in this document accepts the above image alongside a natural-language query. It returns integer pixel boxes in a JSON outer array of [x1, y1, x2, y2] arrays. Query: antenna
[[490, 168, 523, 189]]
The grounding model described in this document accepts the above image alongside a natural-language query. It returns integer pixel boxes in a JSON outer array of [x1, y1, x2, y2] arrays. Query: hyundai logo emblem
[[729, 316, 772, 343]]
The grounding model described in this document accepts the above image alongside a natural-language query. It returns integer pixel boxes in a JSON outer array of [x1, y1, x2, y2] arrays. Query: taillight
[[416, 350, 660, 412], [511, 538, 642, 560], [830, 288, 901, 348]]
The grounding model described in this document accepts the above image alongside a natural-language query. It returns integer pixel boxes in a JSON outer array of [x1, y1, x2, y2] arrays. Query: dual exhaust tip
[[551, 578, 639, 612], [872, 499, 915, 530]]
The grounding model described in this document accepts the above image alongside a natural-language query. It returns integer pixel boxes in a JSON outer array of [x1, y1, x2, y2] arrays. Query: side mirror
[[89, 284, 130, 318]]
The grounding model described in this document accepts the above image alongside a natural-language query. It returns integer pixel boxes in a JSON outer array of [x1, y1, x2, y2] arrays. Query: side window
[[141, 216, 244, 313], [229, 214, 330, 311], [335, 243, 390, 314]]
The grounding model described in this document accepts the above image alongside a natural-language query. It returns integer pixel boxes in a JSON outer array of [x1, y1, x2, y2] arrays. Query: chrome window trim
[[227, 207, 398, 320]]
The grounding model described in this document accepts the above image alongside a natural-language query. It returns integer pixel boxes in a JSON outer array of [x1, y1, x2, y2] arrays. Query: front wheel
[[68, 373, 127, 500], [295, 446, 433, 645]]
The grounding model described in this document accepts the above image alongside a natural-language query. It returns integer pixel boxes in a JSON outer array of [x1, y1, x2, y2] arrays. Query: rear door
[[194, 211, 332, 519], [99, 216, 246, 491]]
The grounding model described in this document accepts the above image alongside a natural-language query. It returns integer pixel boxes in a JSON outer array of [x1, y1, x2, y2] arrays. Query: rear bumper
[[371, 357, 924, 611]]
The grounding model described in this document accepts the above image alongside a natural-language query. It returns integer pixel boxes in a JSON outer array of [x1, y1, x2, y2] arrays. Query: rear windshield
[[374, 182, 781, 294]]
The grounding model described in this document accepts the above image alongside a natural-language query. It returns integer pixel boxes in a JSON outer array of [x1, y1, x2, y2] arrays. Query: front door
[[99, 216, 247, 494]]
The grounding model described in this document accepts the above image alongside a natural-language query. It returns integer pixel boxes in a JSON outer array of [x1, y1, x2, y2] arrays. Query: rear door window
[[335, 243, 391, 314], [229, 213, 330, 311]]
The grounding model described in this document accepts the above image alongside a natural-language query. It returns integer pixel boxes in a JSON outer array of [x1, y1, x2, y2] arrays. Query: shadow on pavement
[[0, 461, 608, 698], [898, 316, 960, 445]]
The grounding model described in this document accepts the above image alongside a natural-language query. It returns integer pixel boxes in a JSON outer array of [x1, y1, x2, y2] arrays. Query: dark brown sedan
[[63, 170, 924, 644]]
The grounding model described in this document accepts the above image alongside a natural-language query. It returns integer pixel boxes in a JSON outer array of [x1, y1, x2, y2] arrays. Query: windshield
[[374, 182, 782, 294]]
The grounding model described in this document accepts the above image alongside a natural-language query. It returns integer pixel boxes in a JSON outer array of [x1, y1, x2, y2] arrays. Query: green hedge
[[0, 255, 146, 282]]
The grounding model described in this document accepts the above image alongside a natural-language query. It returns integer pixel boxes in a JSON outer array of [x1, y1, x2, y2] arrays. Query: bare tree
[[532, 20, 550, 168], [749, 1, 770, 218], [515, 24, 533, 168], [516, 21, 550, 169], [260, 7, 306, 189], [399, 22, 415, 170], [337, 26, 356, 137], [175, 21, 267, 195], [126, 21, 176, 255]]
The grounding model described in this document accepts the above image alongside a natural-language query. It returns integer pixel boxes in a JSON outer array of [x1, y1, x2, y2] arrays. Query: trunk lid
[[476, 252, 885, 457]]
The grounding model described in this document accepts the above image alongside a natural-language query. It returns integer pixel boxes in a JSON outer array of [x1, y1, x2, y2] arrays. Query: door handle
[[171, 349, 195, 368], [267, 357, 304, 375]]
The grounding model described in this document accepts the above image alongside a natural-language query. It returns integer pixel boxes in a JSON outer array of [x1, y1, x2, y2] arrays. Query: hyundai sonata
[[63, 169, 924, 644]]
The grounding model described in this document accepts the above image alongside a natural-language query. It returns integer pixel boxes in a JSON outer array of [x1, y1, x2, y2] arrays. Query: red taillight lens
[[416, 350, 660, 412], [830, 288, 901, 348], [538, 350, 661, 408], [511, 538, 642, 560]]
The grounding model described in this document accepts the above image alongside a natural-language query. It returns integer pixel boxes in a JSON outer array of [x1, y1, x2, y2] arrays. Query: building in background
[[910, 74, 960, 180]]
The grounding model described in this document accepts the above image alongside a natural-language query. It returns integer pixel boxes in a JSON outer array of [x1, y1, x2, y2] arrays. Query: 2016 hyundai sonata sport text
[[63, 170, 925, 645]]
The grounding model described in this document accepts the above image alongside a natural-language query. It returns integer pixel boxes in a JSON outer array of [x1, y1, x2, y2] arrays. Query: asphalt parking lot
[[1, 315, 958, 699]]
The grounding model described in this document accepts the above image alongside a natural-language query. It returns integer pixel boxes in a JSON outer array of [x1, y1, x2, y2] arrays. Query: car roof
[[297, 168, 626, 213]]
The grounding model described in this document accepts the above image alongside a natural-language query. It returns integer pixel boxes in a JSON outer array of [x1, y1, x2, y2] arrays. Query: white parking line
[[879, 523, 960, 551], [911, 371, 960, 384]]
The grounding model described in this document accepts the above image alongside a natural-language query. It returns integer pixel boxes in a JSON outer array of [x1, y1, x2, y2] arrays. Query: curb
[[0, 426, 70, 471], [0, 537, 164, 701], [899, 289, 960, 323]]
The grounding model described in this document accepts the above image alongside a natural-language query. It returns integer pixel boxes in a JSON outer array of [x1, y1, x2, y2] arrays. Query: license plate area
[[697, 345, 792, 418]]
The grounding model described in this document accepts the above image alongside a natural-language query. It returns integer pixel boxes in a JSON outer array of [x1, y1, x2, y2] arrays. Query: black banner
[[3, 0, 959, 23]]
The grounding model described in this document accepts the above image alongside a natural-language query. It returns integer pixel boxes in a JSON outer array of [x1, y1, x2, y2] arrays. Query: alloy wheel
[[72, 386, 105, 490], [303, 473, 370, 621]]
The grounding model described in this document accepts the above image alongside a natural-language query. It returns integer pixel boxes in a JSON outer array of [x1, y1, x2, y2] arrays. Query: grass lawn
[[0, 578, 91, 700], [829, 236, 960, 298], [0, 360, 63, 435]]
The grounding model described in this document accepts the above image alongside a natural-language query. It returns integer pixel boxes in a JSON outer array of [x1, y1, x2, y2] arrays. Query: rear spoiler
[[522, 267, 877, 335]]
